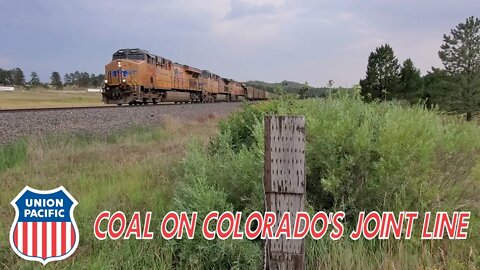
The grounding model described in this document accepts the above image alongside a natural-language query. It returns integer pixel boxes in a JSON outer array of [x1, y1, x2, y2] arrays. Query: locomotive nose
[[104, 61, 129, 85]]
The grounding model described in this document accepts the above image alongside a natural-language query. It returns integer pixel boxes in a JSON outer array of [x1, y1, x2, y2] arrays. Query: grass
[[0, 139, 27, 172], [0, 88, 104, 109], [0, 94, 479, 269], [0, 116, 219, 269]]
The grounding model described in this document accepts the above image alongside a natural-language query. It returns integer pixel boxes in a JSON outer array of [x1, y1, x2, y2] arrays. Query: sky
[[0, 0, 478, 87]]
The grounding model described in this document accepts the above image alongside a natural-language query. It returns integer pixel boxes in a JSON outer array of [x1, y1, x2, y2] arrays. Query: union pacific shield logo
[[9, 186, 79, 265]]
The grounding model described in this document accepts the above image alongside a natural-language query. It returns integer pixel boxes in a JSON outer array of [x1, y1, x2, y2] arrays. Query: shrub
[[174, 94, 480, 269], [171, 140, 263, 269]]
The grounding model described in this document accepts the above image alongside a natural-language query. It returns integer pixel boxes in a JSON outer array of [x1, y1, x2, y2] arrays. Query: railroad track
[[0, 102, 244, 113], [0, 102, 245, 144]]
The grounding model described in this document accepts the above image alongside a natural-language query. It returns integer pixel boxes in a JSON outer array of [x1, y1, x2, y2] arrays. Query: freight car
[[102, 48, 270, 105]]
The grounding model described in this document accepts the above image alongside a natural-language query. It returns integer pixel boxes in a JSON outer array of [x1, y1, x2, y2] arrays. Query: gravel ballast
[[0, 102, 244, 144]]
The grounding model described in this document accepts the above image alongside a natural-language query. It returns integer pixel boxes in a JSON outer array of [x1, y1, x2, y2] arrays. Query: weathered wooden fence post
[[264, 115, 306, 270]]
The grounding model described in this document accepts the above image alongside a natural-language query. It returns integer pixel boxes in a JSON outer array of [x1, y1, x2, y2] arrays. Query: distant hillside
[[245, 80, 328, 97]]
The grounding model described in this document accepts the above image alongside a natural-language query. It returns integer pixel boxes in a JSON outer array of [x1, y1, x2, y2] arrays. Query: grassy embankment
[[0, 89, 103, 109], [0, 93, 479, 269]]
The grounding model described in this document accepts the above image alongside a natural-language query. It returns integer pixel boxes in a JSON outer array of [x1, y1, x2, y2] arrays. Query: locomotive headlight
[[117, 61, 122, 68], [104, 79, 108, 83], [122, 78, 126, 83]]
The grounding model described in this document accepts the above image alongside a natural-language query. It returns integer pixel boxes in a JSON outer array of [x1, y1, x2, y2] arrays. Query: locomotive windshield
[[126, 53, 145, 60], [112, 50, 146, 61]]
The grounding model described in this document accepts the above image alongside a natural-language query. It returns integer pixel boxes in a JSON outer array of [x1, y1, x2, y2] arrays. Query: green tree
[[0, 69, 13, 85], [97, 74, 105, 86], [398, 58, 423, 100], [438, 16, 480, 121], [360, 44, 401, 101], [299, 81, 309, 99], [29, 71, 41, 86], [50, 71, 63, 89], [73, 71, 80, 86], [77, 72, 90, 88], [422, 68, 450, 109], [90, 73, 97, 87], [12, 68, 25, 86], [64, 73, 72, 86]]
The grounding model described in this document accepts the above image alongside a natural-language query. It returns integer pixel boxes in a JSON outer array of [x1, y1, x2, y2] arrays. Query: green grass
[[0, 88, 103, 109], [0, 118, 218, 269], [1, 94, 479, 269], [0, 139, 27, 172]]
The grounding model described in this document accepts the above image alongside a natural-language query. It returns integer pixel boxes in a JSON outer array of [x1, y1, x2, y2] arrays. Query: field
[[0, 94, 479, 269], [0, 89, 104, 109], [0, 117, 219, 269]]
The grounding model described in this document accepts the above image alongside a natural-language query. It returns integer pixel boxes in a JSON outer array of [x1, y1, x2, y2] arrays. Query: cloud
[[212, 10, 294, 43], [236, 0, 286, 8], [0, 0, 478, 86]]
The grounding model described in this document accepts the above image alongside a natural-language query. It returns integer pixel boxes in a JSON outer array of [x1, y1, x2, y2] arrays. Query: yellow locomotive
[[102, 48, 270, 105]]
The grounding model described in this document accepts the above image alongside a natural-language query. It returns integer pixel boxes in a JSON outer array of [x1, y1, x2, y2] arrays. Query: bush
[[174, 94, 480, 269], [171, 140, 263, 269]]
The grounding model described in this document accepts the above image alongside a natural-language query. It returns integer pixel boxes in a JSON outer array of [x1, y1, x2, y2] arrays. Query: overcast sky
[[0, 0, 478, 87]]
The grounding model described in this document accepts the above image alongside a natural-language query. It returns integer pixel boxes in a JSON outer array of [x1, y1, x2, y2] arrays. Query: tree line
[[359, 16, 480, 121], [0, 69, 104, 90]]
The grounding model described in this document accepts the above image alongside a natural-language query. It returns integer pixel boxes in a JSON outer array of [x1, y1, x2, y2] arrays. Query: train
[[102, 48, 275, 105]]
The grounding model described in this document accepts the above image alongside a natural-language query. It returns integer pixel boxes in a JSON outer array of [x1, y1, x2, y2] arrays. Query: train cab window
[[113, 49, 147, 61], [112, 51, 126, 60], [127, 53, 145, 61]]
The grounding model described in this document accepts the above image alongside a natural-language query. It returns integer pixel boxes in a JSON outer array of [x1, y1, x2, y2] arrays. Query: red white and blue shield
[[9, 186, 79, 265]]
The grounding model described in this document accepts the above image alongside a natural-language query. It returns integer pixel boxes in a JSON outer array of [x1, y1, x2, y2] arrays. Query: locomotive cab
[[105, 49, 145, 86], [103, 49, 153, 105]]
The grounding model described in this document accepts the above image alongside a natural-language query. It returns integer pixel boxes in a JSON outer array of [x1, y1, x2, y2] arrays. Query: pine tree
[[438, 16, 480, 121], [97, 74, 105, 86], [90, 73, 97, 87], [50, 71, 63, 89], [12, 68, 25, 86], [73, 71, 80, 86], [360, 44, 401, 101], [423, 68, 449, 108], [398, 58, 423, 100], [29, 72, 41, 86], [78, 72, 90, 88], [0, 69, 13, 85], [64, 73, 72, 86]]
